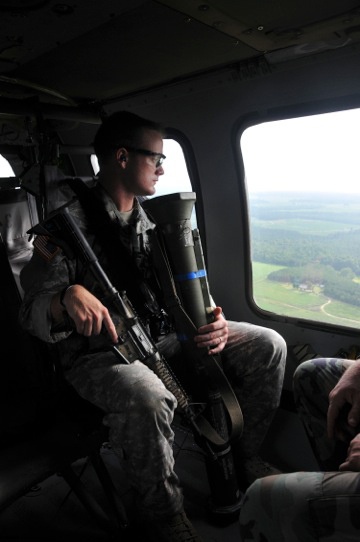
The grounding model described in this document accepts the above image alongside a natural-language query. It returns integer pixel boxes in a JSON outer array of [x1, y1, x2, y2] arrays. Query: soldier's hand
[[60, 284, 118, 343], [327, 361, 360, 441], [193, 306, 228, 355], [339, 433, 360, 471]]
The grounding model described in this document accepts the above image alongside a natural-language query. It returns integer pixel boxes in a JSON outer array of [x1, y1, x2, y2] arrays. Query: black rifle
[[31, 204, 243, 517]]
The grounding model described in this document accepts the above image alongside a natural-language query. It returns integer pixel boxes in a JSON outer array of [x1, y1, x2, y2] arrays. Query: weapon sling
[[143, 192, 244, 515], [56, 181, 244, 514], [150, 226, 243, 447], [67, 178, 243, 449]]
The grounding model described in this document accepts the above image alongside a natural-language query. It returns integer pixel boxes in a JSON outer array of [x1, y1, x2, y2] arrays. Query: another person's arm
[[327, 361, 360, 441]]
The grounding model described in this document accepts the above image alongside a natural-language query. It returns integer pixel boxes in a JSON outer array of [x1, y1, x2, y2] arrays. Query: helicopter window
[[241, 108, 360, 330], [0, 155, 15, 177]]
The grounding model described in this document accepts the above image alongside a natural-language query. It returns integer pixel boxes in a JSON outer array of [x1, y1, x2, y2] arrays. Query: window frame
[[235, 97, 360, 333]]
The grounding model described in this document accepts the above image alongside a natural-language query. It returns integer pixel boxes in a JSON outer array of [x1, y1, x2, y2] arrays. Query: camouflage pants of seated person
[[293, 357, 355, 470], [239, 470, 360, 542], [161, 321, 286, 459], [64, 321, 285, 521], [239, 357, 360, 542]]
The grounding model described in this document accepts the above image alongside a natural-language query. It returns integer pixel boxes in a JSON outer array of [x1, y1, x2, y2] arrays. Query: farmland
[[249, 192, 360, 327]]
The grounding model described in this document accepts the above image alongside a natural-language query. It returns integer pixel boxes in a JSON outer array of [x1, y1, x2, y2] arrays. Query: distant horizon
[[241, 108, 360, 194], [249, 190, 360, 196]]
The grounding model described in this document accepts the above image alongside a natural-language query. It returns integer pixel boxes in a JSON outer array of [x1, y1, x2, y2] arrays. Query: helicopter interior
[[1, 1, 360, 540]]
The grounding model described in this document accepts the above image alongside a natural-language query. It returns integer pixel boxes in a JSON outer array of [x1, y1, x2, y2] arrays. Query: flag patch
[[34, 235, 61, 262]]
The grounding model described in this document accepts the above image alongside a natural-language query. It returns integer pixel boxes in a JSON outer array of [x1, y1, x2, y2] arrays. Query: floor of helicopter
[[0, 405, 315, 542]]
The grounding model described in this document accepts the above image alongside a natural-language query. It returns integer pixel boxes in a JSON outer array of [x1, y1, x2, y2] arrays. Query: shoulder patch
[[34, 235, 61, 262]]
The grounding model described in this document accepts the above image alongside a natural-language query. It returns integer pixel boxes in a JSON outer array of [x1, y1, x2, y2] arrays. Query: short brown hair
[[93, 111, 165, 165]]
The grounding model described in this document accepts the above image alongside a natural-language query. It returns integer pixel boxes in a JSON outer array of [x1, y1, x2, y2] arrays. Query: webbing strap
[[151, 229, 243, 448]]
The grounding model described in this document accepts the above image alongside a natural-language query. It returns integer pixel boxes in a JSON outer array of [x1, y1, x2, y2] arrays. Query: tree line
[[252, 227, 360, 306]]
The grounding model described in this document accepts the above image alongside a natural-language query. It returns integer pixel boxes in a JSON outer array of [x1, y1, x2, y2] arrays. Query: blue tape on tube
[[175, 269, 206, 281]]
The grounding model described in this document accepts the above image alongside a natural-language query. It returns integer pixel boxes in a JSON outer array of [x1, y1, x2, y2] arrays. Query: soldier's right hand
[[60, 284, 118, 343], [339, 433, 360, 471], [327, 360, 360, 441]]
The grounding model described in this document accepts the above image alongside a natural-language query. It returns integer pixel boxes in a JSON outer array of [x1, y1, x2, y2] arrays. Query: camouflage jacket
[[19, 183, 160, 369]]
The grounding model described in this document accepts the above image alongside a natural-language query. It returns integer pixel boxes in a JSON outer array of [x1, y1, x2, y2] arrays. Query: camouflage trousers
[[239, 470, 360, 541], [239, 357, 360, 541], [294, 357, 355, 470], [64, 321, 286, 520]]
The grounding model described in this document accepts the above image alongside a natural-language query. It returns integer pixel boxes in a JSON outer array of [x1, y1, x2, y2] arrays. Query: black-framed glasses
[[124, 146, 166, 167]]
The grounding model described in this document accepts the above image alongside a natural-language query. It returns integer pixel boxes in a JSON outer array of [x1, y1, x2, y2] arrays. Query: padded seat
[[0, 189, 128, 536]]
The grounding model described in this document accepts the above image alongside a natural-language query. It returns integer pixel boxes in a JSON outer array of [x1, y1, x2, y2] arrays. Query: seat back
[[0, 230, 57, 444], [0, 179, 102, 442], [0, 184, 38, 296], [0, 183, 44, 422]]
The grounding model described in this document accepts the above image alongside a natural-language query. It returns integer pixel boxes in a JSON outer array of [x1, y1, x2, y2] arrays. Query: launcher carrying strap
[[66, 178, 243, 449], [151, 228, 244, 447]]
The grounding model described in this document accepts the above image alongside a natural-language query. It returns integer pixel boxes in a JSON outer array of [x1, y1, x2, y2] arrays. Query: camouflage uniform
[[19, 183, 286, 520], [239, 357, 360, 541]]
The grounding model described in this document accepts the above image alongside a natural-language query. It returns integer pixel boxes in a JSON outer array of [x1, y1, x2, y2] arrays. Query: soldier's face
[[124, 128, 165, 196]]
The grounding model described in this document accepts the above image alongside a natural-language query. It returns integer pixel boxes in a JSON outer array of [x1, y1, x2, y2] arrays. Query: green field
[[252, 261, 360, 327], [252, 218, 358, 235], [249, 192, 360, 328]]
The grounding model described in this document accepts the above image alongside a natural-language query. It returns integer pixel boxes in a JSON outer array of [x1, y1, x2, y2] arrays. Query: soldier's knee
[[258, 327, 287, 365], [132, 380, 177, 421], [293, 359, 319, 395], [294, 360, 308, 383]]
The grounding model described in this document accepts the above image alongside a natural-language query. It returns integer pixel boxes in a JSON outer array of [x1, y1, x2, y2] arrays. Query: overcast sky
[[241, 108, 360, 193], [161, 109, 360, 196]]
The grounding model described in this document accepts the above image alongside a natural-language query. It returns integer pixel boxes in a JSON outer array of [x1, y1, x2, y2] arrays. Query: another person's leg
[[293, 357, 352, 469], [239, 470, 360, 542]]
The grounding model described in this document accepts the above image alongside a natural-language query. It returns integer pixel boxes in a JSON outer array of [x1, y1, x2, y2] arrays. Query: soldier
[[239, 356, 360, 541], [19, 111, 286, 541]]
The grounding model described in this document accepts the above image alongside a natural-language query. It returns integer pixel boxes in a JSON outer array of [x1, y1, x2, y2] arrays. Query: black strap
[[68, 178, 243, 448], [65, 178, 152, 315], [151, 228, 244, 447]]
